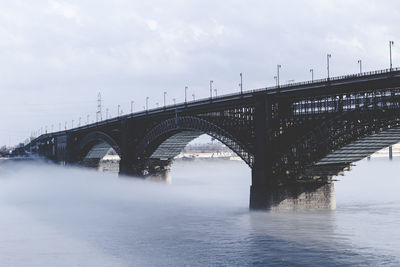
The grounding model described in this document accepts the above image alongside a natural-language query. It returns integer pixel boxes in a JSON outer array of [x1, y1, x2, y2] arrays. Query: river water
[[0, 158, 399, 266]]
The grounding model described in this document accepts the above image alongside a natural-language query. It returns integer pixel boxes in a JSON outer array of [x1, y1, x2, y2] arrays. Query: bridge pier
[[250, 180, 336, 210]]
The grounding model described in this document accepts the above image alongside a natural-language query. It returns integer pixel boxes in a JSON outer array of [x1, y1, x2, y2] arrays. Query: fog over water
[[0, 158, 399, 266]]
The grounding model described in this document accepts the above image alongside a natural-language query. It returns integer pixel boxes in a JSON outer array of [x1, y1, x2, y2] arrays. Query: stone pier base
[[250, 183, 336, 211]]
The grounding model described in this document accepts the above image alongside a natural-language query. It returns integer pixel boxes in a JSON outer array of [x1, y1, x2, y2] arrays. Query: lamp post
[[277, 64, 281, 87], [240, 73, 243, 94], [173, 98, 176, 105], [131, 101, 134, 113], [164, 91, 167, 107], [214, 88, 217, 97], [72, 120, 74, 128], [210, 80, 213, 99], [79, 117, 81, 127], [118, 105, 120, 116], [274, 76, 277, 86], [106, 108, 108, 119], [310, 69, 314, 82], [64, 122, 67, 130], [185, 86, 188, 103], [357, 60, 362, 74], [192, 93, 195, 101], [156, 102, 159, 108], [87, 115, 89, 124], [146, 97, 149, 111], [327, 54, 332, 79], [390, 40, 394, 70]]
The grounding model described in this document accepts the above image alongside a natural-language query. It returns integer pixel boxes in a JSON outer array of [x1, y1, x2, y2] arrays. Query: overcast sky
[[0, 0, 399, 146]]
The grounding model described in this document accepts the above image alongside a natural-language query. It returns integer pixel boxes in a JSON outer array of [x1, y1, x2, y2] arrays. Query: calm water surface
[[0, 158, 399, 266]]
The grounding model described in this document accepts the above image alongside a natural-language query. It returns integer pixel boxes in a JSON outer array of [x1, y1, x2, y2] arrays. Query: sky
[[0, 0, 399, 146]]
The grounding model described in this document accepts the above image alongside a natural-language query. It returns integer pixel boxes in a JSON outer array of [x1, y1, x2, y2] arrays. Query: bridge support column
[[249, 95, 336, 210], [250, 94, 276, 209]]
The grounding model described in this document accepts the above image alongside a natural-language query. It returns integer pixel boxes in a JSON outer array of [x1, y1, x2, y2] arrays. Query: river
[[0, 158, 399, 266]]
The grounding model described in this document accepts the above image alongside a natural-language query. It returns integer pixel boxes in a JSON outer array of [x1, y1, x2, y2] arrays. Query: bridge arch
[[283, 103, 400, 180], [132, 116, 254, 169], [79, 131, 121, 167]]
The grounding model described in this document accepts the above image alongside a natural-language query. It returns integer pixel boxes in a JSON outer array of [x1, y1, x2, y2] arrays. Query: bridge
[[28, 67, 400, 209]]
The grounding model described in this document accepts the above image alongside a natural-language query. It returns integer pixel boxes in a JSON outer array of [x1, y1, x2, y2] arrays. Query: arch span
[[133, 116, 254, 168], [79, 131, 121, 166], [283, 104, 400, 180]]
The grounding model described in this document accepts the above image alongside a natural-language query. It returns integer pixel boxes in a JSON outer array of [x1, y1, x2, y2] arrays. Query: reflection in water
[[0, 159, 399, 266]]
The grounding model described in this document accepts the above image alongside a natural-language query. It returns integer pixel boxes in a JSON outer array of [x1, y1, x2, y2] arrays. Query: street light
[[164, 91, 167, 107], [192, 93, 195, 101], [72, 120, 74, 128], [156, 102, 159, 108], [146, 97, 149, 111], [239, 73, 243, 94], [210, 80, 213, 99], [185, 86, 188, 103], [106, 108, 108, 119], [327, 54, 332, 79], [310, 69, 314, 82], [277, 64, 281, 87], [173, 98, 176, 105], [214, 89, 217, 97], [87, 115, 89, 124], [357, 60, 362, 74], [274, 76, 277, 86], [131, 101, 134, 113], [79, 117, 81, 127], [390, 40, 394, 70], [118, 105, 120, 116]]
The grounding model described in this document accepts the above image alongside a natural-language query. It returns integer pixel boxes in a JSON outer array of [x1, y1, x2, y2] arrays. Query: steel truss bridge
[[28, 68, 400, 209]]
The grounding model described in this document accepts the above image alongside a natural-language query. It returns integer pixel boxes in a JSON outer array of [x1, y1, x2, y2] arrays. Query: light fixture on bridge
[[146, 97, 149, 111], [390, 41, 394, 70], [310, 69, 314, 82], [185, 86, 188, 104], [277, 65, 281, 87], [327, 54, 332, 79], [210, 80, 213, 100], [240, 73, 243, 94], [274, 76, 277, 86], [131, 101, 134, 113], [163, 92, 167, 108], [192, 93, 195, 101], [357, 60, 362, 74]]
